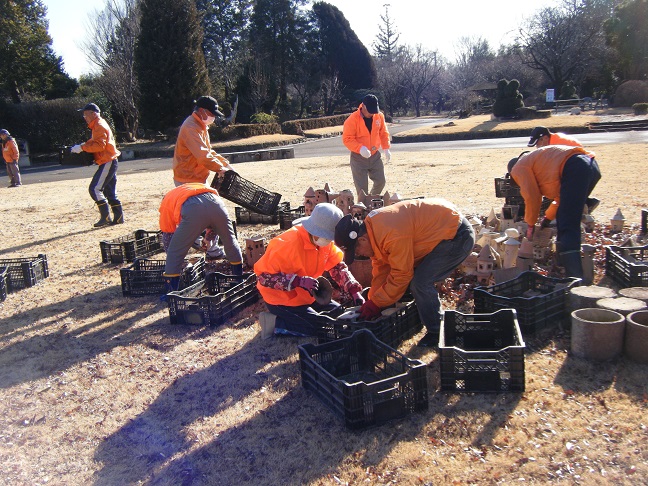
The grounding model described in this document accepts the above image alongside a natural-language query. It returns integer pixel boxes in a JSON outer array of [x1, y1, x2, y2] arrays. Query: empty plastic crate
[[503, 196, 552, 220], [100, 229, 164, 264], [317, 300, 422, 349], [0, 267, 8, 302], [473, 271, 580, 335], [278, 206, 306, 230], [166, 272, 259, 326], [210, 170, 282, 215], [0, 254, 49, 292], [299, 329, 428, 429], [439, 309, 525, 392], [58, 146, 95, 166], [120, 257, 205, 297], [235, 201, 290, 225], [605, 244, 648, 288], [495, 176, 521, 198]]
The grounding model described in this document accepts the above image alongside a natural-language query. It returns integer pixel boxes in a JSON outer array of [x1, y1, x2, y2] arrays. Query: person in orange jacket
[[159, 183, 242, 298], [70, 103, 123, 227], [507, 145, 601, 279], [174, 96, 233, 258], [342, 94, 391, 201], [526, 127, 600, 213], [334, 198, 475, 347], [254, 203, 364, 337], [1, 129, 21, 187]]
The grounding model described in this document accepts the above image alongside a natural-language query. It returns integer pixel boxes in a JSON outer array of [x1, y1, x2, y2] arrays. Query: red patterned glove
[[351, 291, 365, 306], [526, 225, 534, 241], [293, 275, 319, 293], [359, 299, 381, 320]]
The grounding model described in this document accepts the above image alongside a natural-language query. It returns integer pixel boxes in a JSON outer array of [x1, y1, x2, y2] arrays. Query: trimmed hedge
[[633, 103, 648, 115], [210, 123, 282, 141], [281, 114, 350, 135]]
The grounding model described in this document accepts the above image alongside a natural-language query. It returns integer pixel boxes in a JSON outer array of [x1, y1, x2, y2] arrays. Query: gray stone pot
[[571, 308, 625, 360]]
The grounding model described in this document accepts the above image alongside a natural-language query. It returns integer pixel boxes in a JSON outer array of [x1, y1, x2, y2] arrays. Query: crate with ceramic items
[[100, 229, 164, 264], [211, 170, 282, 216], [235, 201, 290, 225], [0, 267, 8, 302], [605, 244, 648, 288], [120, 256, 205, 297], [495, 176, 521, 198], [0, 254, 49, 292], [299, 329, 428, 429], [278, 206, 306, 230], [473, 271, 580, 335], [317, 300, 422, 349], [439, 309, 525, 392], [166, 272, 259, 326]]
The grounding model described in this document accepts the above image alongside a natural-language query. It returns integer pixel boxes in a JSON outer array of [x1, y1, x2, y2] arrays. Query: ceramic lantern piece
[[610, 208, 625, 232]]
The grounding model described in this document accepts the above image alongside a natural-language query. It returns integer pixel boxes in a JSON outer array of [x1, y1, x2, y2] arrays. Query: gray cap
[[295, 203, 343, 241]]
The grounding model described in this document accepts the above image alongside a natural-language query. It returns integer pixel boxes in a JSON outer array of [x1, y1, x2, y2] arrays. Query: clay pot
[[624, 310, 648, 364], [571, 308, 625, 360]]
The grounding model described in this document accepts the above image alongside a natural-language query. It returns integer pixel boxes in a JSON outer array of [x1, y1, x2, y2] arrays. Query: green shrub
[[633, 103, 648, 115], [612, 80, 648, 107], [209, 123, 281, 141], [281, 114, 349, 135], [250, 112, 279, 124], [493, 79, 524, 117]]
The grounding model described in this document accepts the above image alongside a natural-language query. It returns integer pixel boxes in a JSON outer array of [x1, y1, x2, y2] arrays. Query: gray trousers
[[349, 151, 385, 199], [174, 178, 221, 253], [164, 192, 242, 275], [6, 162, 21, 186]]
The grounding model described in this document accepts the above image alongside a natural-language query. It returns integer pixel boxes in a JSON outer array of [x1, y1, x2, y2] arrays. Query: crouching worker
[[254, 203, 365, 338], [159, 183, 242, 299], [334, 198, 475, 347]]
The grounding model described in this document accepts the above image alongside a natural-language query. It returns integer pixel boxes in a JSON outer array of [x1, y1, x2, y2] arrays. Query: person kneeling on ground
[[159, 183, 243, 299], [254, 203, 364, 338], [334, 198, 475, 347]]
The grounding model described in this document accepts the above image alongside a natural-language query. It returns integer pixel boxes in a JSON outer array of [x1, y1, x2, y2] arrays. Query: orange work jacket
[[342, 106, 390, 156], [511, 145, 594, 225], [159, 183, 219, 233], [173, 113, 228, 183], [365, 198, 461, 308], [548, 133, 582, 147], [82, 116, 120, 165], [2, 138, 19, 163], [254, 225, 344, 306]]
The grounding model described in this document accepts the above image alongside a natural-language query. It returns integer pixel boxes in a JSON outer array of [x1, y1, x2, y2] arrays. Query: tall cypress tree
[[135, 0, 211, 130]]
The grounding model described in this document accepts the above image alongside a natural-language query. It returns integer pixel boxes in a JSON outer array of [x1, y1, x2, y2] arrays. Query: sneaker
[[417, 331, 439, 348], [586, 197, 600, 214], [259, 312, 276, 340], [206, 246, 225, 259]]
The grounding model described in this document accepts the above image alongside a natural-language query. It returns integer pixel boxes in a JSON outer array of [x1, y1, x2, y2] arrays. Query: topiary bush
[[613, 80, 648, 107], [559, 80, 579, 101], [493, 79, 524, 117], [633, 103, 648, 115]]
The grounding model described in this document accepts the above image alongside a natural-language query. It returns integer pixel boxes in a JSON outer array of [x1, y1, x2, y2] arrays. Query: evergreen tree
[[373, 4, 400, 61], [605, 0, 648, 80], [135, 0, 211, 130], [0, 0, 76, 102]]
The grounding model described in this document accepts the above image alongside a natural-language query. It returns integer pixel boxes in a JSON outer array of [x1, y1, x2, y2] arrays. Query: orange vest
[[342, 107, 390, 155], [254, 225, 344, 306], [159, 183, 219, 232], [82, 117, 120, 165]]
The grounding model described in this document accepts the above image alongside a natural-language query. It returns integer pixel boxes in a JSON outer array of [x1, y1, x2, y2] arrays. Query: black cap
[[78, 103, 100, 113], [334, 214, 363, 264], [362, 94, 379, 114], [194, 96, 224, 117], [0, 129, 9, 136], [527, 126, 550, 146]]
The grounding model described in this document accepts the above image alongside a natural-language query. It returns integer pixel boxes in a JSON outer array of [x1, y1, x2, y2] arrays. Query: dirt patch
[[1, 142, 647, 484]]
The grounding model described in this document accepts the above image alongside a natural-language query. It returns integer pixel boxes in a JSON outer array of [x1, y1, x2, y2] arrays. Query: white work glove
[[71, 144, 83, 154], [359, 146, 371, 159], [383, 149, 391, 163]]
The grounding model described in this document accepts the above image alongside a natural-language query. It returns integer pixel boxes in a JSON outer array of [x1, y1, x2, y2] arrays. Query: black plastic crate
[[503, 196, 552, 220], [0, 254, 49, 292], [120, 256, 205, 297], [439, 309, 525, 392], [473, 271, 580, 335], [317, 300, 422, 349], [299, 329, 428, 430], [58, 146, 95, 166], [641, 209, 647, 235], [278, 206, 306, 230], [210, 170, 282, 216], [235, 201, 290, 225], [100, 229, 164, 264], [166, 272, 259, 326], [605, 245, 648, 288], [0, 267, 8, 302], [495, 176, 521, 198]]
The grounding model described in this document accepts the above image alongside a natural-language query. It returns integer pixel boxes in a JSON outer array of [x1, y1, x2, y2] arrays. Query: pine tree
[[135, 0, 211, 130], [373, 4, 400, 62]]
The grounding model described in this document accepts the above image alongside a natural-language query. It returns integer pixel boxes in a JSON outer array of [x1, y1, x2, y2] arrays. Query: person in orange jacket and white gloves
[[173, 95, 234, 258], [70, 103, 123, 227], [1, 129, 21, 187], [159, 183, 243, 299], [335, 198, 475, 347], [342, 94, 391, 202], [254, 203, 365, 338]]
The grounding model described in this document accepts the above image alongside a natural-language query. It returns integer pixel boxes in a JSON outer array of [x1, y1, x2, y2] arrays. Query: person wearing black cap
[[334, 198, 475, 347], [71, 103, 123, 227], [1, 129, 22, 187], [342, 94, 391, 201], [527, 126, 582, 148]]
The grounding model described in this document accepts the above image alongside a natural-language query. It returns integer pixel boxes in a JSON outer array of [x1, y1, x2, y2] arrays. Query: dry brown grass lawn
[[1, 138, 647, 485]]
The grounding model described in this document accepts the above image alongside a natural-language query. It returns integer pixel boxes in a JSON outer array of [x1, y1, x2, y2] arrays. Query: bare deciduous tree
[[399, 44, 442, 117]]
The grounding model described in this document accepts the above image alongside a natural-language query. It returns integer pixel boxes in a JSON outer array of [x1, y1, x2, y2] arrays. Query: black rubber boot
[[94, 201, 112, 227], [560, 250, 584, 279], [110, 202, 124, 225]]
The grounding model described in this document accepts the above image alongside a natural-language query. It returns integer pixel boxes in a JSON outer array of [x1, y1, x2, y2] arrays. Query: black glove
[[540, 217, 552, 229]]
